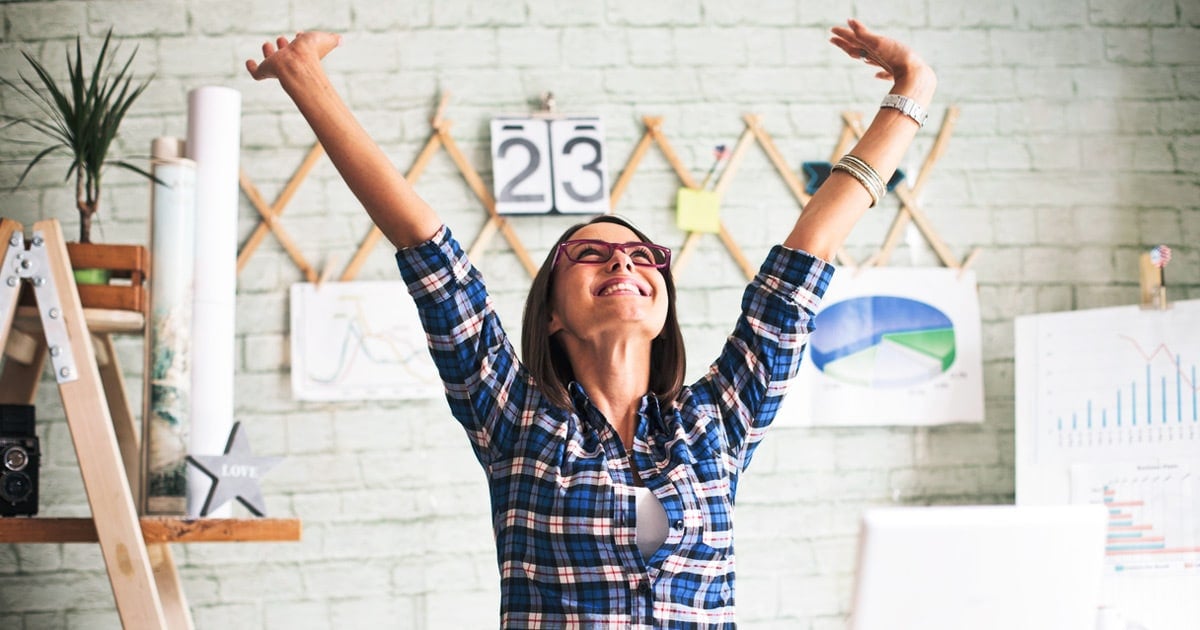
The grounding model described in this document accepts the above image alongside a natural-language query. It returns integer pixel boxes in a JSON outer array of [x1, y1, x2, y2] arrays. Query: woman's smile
[[595, 277, 651, 297]]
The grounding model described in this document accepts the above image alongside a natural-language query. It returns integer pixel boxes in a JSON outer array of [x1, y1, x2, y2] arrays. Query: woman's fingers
[[829, 36, 879, 68], [259, 35, 293, 60], [830, 18, 920, 77], [846, 18, 885, 52], [308, 32, 343, 58], [245, 32, 343, 80], [846, 18, 874, 39], [828, 36, 859, 57], [250, 38, 285, 80]]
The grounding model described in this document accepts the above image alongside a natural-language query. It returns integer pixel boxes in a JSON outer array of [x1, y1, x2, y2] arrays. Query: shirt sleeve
[[692, 245, 835, 470], [394, 226, 535, 465]]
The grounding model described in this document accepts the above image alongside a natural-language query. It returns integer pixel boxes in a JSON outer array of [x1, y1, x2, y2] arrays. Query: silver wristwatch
[[880, 94, 928, 128]]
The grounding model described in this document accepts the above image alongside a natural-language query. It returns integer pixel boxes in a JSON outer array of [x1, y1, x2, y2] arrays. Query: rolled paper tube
[[152, 136, 185, 160], [185, 86, 241, 518], [142, 139, 196, 515]]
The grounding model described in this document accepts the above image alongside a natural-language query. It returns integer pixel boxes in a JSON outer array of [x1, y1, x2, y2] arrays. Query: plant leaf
[[0, 74, 62, 125], [21, 51, 74, 130], [112, 159, 167, 187], [13, 145, 67, 188], [1, 27, 157, 236]]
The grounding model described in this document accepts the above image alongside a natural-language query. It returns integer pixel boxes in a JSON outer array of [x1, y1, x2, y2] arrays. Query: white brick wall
[[1, 0, 1197, 627]]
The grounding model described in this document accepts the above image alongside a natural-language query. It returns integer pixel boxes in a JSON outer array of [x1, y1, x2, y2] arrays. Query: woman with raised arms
[[247, 18, 935, 628]]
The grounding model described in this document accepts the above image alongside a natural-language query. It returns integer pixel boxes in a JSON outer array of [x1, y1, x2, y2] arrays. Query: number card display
[[490, 117, 610, 215]]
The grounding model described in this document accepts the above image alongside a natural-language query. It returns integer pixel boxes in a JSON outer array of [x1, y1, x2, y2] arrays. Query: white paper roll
[[185, 86, 241, 518], [143, 142, 196, 515], [151, 136, 185, 160]]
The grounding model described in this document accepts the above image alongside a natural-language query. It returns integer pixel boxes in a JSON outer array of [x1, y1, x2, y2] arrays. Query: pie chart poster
[[777, 267, 984, 426]]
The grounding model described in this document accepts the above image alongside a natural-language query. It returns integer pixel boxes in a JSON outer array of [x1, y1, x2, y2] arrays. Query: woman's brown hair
[[521, 215, 686, 410]]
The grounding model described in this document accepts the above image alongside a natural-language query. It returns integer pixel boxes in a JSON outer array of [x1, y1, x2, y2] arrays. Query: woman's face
[[548, 221, 670, 345]]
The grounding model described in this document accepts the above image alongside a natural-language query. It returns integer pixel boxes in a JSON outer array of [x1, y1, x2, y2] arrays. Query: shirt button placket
[[631, 576, 654, 625]]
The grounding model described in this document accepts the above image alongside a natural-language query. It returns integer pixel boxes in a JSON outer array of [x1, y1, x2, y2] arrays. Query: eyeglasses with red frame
[[552, 239, 672, 269]]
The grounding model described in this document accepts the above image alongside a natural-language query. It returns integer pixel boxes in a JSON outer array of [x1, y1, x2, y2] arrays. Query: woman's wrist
[[890, 64, 937, 108], [275, 54, 316, 90], [278, 55, 334, 106]]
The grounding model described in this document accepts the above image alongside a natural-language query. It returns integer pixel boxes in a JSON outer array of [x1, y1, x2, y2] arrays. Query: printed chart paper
[[1070, 461, 1198, 577], [1015, 300, 1200, 504], [775, 267, 984, 426], [290, 282, 441, 401], [1015, 300, 1200, 565], [1015, 299, 1200, 630]]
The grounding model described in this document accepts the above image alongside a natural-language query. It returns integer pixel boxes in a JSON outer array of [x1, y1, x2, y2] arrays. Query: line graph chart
[[1017, 300, 1200, 465], [290, 282, 441, 401]]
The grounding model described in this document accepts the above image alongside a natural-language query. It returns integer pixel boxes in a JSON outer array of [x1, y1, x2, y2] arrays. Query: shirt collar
[[568, 381, 664, 432]]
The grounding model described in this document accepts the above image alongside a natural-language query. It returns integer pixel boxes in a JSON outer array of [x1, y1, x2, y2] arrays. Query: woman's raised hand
[[245, 32, 341, 82], [829, 19, 933, 90]]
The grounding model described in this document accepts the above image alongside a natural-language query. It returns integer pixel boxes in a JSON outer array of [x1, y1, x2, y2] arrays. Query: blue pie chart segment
[[810, 296, 956, 388]]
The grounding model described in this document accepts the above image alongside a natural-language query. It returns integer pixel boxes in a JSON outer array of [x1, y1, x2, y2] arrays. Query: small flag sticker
[[1149, 245, 1171, 268]]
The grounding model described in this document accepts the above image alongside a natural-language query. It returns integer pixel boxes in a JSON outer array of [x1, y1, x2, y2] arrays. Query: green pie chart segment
[[810, 296, 956, 388]]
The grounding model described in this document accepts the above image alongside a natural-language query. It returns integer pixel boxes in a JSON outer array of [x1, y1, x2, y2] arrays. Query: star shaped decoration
[[186, 422, 283, 517]]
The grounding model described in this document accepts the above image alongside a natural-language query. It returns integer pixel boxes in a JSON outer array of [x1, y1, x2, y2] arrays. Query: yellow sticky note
[[675, 188, 721, 234]]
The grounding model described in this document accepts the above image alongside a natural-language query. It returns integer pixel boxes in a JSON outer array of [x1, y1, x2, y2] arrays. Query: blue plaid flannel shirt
[[396, 226, 833, 628]]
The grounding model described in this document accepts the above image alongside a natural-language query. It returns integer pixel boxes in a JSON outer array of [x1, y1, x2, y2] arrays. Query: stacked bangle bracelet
[[832, 154, 886, 207]]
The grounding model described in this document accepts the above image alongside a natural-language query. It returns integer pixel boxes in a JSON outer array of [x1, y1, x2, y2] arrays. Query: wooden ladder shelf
[[0, 218, 301, 629]]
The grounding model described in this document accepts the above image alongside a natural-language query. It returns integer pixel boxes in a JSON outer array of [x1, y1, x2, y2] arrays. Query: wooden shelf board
[[14, 305, 145, 334], [0, 517, 301, 543]]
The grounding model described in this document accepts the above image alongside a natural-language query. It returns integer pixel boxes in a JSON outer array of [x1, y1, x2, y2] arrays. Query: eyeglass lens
[[563, 240, 669, 267]]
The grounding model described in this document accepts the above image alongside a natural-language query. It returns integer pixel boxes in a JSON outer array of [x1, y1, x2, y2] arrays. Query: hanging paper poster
[[1069, 461, 1198, 578], [1014, 300, 1200, 504], [1012, 299, 1200, 630], [775, 267, 984, 426], [290, 281, 442, 401]]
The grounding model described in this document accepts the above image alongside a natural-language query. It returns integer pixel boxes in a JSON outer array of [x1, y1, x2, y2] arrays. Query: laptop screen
[[849, 504, 1108, 630]]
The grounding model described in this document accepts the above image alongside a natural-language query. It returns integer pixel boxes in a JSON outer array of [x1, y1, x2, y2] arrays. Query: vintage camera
[[0, 405, 39, 517]]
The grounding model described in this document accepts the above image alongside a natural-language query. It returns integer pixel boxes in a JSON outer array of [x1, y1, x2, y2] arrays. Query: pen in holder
[[1138, 245, 1171, 310]]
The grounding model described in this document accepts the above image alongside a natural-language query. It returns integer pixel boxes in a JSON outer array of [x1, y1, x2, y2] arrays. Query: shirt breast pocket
[[688, 449, 735, 552]]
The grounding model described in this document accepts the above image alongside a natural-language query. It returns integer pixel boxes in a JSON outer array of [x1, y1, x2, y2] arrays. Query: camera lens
[[3, 446, 28, 471], [1, 471, 32, 503]]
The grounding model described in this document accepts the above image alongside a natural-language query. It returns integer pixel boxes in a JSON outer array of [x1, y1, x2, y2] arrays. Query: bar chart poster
[[1069, 461, 1200, 630], [290, 282, 442, 401], [775, 267, 984, 426], [1015, 299, 1200, 506], [1070, 461, 1198, 577]]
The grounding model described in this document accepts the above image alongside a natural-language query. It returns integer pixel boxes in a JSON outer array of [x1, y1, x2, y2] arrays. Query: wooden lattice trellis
[[237, 143, 324, 282], [235, 98, 974, 284], [839, 107, 980, 272]]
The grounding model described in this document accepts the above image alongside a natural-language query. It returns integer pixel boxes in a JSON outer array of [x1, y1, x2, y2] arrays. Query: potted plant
[[2, 29, 154, 309]]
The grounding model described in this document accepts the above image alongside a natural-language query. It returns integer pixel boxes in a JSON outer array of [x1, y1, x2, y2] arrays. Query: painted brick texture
[[0, 1, 1197, 628]]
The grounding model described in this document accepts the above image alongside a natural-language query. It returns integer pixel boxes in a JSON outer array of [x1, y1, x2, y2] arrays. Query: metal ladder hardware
[[0, 218, 177, 629], [1, 228, 79, 383]]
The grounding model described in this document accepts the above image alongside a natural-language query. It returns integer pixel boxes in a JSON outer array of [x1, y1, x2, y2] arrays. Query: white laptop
[[849, 504, 1108, 630]]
